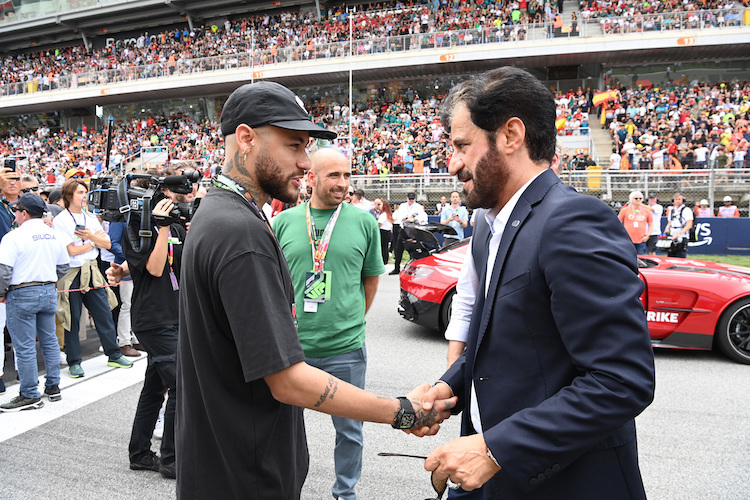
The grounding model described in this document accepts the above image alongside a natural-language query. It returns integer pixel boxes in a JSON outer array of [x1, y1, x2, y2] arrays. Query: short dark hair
[[440, 66, 557, 164]]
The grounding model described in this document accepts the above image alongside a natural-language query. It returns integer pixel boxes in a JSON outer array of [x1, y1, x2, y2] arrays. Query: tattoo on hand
[[314, 375, 339, 408], [413, 407, 439, 428]]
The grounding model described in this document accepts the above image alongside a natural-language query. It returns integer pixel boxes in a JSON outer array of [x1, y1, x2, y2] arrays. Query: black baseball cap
[[407, 192, 416, 200], [220, 81, 337, 140], [11, 193, 46, 216]]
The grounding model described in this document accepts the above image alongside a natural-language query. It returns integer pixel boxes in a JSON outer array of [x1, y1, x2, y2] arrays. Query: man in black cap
[[0, 194, 69, 412], [389, 192, 427, 274], [176, 81, 456, 500]]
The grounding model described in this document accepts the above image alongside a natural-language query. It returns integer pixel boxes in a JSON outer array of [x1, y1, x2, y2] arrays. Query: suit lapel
[[472, 169, 560, 353]]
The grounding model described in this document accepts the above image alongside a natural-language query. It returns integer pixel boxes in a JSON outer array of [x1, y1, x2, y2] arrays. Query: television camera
[[88, 171, 201, 250]]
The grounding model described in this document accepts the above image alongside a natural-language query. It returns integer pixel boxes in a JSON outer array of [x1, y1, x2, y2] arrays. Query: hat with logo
[[407, 192, 416, 200], [11, 193, 46, 216], [220, 81, 337, 140]]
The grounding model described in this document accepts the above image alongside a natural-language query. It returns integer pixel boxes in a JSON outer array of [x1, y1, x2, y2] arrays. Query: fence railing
[[1, 9, 746, 98], [345, 168, 750, 215]]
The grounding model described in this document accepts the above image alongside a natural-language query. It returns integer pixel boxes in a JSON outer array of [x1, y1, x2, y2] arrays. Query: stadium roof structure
[[0, 0, 321, 54]]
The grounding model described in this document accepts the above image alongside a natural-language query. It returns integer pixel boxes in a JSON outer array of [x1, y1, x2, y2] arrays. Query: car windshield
[[637, 258, 659, 269]]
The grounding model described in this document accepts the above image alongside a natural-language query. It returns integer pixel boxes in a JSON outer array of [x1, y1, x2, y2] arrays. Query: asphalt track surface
[[1, 273, 748, 499]]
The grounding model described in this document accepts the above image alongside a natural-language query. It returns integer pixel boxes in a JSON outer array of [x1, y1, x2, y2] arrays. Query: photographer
[[124, 170, 188, 480]]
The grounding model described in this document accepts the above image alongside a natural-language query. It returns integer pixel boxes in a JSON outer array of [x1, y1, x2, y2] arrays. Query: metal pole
[[349, 6, 354, 153]]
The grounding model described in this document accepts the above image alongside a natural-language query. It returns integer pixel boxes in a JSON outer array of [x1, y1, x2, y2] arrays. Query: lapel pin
[[511, 220, 520, 227]]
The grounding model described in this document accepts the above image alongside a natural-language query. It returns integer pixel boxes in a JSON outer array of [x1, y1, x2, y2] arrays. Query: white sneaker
[[153, 405, 165, 440]]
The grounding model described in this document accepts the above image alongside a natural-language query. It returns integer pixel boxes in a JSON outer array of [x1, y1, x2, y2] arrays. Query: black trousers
[[392, 224, 406, 269], [379, 229, 392, 265], [128, 324, 178, 465]]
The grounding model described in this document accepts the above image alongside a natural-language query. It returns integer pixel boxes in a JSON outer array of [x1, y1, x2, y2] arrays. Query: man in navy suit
[[417, 67, 655, 499]]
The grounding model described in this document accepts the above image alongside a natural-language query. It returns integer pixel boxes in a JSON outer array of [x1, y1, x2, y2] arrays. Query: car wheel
[[439, 288, 456, 332], [715, 297, 750, 365]]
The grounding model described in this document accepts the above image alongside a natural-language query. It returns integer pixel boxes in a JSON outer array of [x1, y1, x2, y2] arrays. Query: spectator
[[372, 198, 394, 265], [644, 193, 663, 256], [435, 195, 448, 215], [618, 191, 653, 254], [53, 179, 133, 378], [0, 193, 69, 412], [389, 191, 427, 275], [440, 190, 469, 242]]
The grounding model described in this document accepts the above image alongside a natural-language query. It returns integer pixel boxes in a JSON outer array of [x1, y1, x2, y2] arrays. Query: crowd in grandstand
[[0, 0, 569, 93], [3, 77, 750, 184], [594, 81, 750, 172]]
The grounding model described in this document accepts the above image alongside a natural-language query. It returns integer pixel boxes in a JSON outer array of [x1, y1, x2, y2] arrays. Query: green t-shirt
[[273, 202, 385, 358]]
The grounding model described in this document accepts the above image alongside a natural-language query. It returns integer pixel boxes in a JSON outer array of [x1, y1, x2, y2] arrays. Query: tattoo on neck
[[224, 150, 266, 204], [314, 375, 339, 408]]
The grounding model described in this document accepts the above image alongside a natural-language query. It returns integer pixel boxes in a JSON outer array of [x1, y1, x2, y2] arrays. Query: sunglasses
[[21, 187, 40, 193], [71, 175, 84, 179]]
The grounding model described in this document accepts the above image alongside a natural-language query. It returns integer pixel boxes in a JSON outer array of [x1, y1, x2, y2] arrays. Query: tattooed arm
[[264, 362, 457, 432]]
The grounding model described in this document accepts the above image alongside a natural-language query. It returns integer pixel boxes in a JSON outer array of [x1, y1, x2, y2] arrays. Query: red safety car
[[398, 239, 750, 365]]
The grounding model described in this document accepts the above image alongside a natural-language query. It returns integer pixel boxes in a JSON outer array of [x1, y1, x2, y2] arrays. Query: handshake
[[400, 381, 457, 436]]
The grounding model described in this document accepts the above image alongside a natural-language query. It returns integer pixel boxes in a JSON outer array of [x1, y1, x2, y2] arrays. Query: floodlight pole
[[349, 5, 354, 153]]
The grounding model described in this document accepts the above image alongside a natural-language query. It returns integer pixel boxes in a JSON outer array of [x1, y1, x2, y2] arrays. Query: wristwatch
[[392, 397, 417, 429]]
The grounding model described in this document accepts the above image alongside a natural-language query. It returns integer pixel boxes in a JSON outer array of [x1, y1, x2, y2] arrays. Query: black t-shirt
[[176, 187, 307, 500], [124, 221, 185, 332]]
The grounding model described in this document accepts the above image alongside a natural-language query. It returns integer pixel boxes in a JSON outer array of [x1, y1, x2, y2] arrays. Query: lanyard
[[155, 226, 175, 268], [212, 174, 273, 234], [305, 202, 342, 272], [2, 200, 16, 230], [68, 209, 83, 226]]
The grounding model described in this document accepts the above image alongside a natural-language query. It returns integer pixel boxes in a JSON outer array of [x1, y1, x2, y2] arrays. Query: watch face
[[401, 413, 416, 429]]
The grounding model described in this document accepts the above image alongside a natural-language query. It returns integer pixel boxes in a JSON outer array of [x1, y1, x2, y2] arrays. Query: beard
[[255, 145, 300, 204], [462, 141, 509, 210]]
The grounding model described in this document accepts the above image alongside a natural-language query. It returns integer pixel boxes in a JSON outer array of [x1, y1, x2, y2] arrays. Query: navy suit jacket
[[443, 169, 655, 500]]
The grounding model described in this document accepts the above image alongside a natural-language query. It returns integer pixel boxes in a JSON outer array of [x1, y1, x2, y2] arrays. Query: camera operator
[[124, 171, 187, 480]]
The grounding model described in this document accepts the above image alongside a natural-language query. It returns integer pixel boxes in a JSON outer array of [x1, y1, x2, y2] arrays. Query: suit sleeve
[[482, 195, 655, 492]]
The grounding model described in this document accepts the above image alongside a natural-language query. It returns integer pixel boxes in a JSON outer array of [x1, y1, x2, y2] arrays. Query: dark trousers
[[65, 273, 121, 366], [128, 324, 178, 465], [392, 224, 406, 269], [379, 229, 392, 265]]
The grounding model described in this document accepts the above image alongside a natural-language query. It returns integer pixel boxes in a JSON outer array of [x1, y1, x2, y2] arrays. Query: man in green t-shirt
[[273, 148, 384, 500]]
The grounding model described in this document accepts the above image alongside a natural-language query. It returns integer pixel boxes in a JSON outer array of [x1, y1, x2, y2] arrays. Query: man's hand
[[0, 168, 18, 190], [404, 382, 457, 437], [106, 262, 129, 285], [425, 434, 502, 491]]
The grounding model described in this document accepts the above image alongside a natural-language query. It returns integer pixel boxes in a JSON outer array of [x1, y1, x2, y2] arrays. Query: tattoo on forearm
[[314, 375, 339, 407]]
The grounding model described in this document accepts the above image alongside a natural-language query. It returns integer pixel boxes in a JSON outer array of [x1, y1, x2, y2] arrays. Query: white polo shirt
[[0, 219, 69, 285], [53, 209, 108, 267]]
